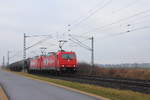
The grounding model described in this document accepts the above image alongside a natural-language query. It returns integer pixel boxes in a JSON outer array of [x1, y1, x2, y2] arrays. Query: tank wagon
[[9, 60, 24, 71], [9, 59, 30, 71]]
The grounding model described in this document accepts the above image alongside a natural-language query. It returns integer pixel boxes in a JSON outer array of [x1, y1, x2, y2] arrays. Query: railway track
[[33, 73, 150, 94]]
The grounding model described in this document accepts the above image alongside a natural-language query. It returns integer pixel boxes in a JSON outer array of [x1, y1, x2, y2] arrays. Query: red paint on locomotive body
[[57, 51, 77, 67], [29, 51, 77, 73]]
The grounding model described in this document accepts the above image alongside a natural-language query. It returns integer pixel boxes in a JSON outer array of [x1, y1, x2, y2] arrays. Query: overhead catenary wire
[[112, 0, 140, 14], [60, 0, 113, 36], [127, 16, 150, 26], [76, 8, 150, 35], [69, 39, 91, 51], [68, 34, 90, 39], [26, 34, 52, 38], [58, 0, 106, 33], [68, 0, 106, 26], [60, 0, 144, 44], [25, 33, 61, 51], [100, 25, 150, 39], [26, 36, 53, 50], [68, 37, 91, 47], [26, 40, 58, 59], [80, 15, 150, 36], [69, 34, 91, 49], [60, 0, 142, 37], [69, 0, 112, 28]]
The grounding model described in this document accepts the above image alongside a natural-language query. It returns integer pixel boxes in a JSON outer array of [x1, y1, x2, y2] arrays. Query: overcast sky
[[0, 0, 150, 65]]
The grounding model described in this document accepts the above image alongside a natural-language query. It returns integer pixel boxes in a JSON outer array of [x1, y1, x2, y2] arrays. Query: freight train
[[9, 50, 77, 74]]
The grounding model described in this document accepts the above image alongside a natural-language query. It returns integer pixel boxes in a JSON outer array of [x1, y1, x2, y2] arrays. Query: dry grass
[[77, 63, 150, 80]]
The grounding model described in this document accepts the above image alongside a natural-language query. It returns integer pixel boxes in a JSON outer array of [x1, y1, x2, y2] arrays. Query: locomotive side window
[[47, 52, 55, 56], [62, 54, 76, 59], [47, 52, 52, 56]]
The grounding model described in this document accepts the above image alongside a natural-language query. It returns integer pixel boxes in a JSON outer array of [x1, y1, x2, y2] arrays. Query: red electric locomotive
[[28, 50, 77, 74]]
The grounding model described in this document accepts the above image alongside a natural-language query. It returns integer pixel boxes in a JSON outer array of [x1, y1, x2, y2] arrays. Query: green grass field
[[8, 71, 150, 100]]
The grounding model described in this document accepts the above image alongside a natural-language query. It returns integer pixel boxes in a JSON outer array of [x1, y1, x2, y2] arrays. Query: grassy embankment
[[9, 70, 150, 100]]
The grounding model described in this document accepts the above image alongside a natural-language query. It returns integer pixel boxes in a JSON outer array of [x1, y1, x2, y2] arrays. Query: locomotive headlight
[[73, 65, 76, 67], [62, 65, 64, 67]]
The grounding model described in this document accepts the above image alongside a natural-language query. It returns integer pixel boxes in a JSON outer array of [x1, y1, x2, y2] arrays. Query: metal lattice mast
[[91, 36, 94, 70], [7, 51, 10, 66], [89, 36, 94, 75], [23, 33, 26, 71], [3, 56, 5, 67]]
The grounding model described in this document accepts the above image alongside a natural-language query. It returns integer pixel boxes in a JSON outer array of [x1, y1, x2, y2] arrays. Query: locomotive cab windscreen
[[62, 54, 76, 60]]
